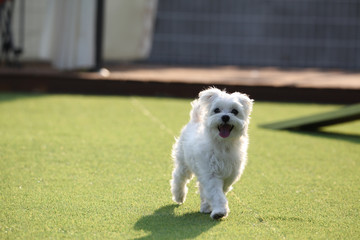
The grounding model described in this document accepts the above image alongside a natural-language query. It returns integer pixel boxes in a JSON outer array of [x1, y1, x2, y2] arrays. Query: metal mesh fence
[[147, 0, 360, 69]]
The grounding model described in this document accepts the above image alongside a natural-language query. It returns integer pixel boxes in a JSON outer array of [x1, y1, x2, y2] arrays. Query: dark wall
[[147, 0, 360, 69]]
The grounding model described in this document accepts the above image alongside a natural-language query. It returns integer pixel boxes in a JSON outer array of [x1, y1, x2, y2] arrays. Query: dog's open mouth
[[218, 124, 234, 138]]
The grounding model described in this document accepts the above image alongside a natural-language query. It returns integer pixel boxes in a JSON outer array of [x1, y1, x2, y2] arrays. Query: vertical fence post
[[93, 0, 109, 75]]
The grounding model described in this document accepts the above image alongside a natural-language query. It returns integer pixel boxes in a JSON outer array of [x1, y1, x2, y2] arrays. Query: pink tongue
[[219, 125, 232, 138]]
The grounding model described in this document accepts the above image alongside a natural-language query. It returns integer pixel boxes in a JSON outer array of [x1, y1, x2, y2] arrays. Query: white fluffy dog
[[170, 87, 253, 220]]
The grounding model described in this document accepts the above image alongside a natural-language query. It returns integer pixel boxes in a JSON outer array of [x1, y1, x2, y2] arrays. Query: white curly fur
[[170, 87, 253, 219]]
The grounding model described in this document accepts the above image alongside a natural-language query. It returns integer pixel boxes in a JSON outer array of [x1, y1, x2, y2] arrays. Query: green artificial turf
[[0, 93, 359, 239]]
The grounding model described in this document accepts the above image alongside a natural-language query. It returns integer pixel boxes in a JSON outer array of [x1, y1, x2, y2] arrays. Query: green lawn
[[1, 93, 359, 239]]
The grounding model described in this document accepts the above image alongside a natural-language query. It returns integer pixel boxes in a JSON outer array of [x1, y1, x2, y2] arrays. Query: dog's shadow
[[133, 204, 220, 239]]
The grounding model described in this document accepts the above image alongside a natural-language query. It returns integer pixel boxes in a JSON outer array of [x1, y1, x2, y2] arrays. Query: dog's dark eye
[[231, 109, 238, 115], [214, 108, 220, 114]]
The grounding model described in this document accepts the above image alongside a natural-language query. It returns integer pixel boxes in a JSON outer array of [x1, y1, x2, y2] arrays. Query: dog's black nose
[[222, 115, 230, 123]]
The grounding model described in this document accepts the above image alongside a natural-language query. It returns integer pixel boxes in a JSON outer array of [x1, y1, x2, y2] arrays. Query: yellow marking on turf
[[131, 97, 175, 137]]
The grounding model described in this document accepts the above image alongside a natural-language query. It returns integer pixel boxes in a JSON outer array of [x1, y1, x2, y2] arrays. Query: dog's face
[[198, 88, 253, 140]]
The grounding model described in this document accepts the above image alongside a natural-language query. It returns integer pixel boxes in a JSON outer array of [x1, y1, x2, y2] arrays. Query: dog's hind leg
[[170, 163, 193, 204]]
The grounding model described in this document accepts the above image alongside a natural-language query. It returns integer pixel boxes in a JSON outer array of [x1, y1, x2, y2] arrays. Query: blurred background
[[1, 0, 359, 103], [2, 0, 359, 69], [1, 0, 158, 68], [149, 0, 360, 69]]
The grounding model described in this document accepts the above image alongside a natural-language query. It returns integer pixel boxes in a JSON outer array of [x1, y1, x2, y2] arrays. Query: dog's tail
[[189, 99, 202, 123]]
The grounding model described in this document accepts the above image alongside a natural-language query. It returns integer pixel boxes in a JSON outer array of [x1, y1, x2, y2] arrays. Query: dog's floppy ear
[[198, 87, 222, 105], [233, 92, 254, 118]]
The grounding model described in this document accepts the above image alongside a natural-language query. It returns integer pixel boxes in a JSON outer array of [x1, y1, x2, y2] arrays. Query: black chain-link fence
[[147, 0, 360, 69]]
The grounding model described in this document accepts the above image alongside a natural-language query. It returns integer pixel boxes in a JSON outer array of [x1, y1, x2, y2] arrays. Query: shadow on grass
[[291, 130, 360, 144], [134, 204, 220, 239], [0, 92, 44, 103]]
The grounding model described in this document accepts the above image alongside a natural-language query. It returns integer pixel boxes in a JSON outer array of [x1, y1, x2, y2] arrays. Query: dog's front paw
[[171, 183, 188, 204], [210, 208, 228, 220], [172, 193, 185, 204]]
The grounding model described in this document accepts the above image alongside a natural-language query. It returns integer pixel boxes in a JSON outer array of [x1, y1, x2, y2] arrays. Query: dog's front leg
[[199, 184, 212, 214], [199, 177, 229, 219], [171, 164, 192, 204]]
